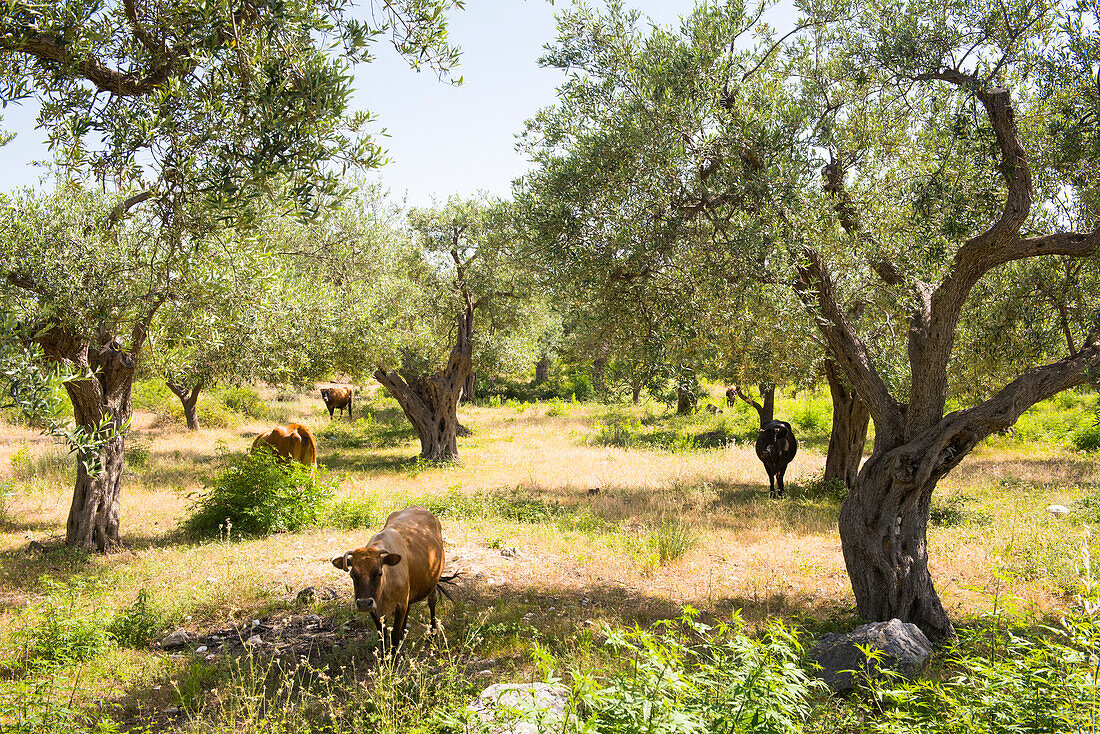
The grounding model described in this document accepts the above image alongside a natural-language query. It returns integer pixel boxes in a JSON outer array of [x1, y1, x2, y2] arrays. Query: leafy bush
[[220, 385, 271, 420], [489, 610, 821, 734], [12, 579, 110, 669], [184, 449, 336, 537], [126, 438, 151, 469], [1073, 420, 1100, 451], [8, 442, 31, 478], [108, 589, 161, 648], [131, 379, 177, 413], [327, 495, 383, 529]]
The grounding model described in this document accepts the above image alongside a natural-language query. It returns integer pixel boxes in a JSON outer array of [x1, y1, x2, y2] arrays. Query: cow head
[[332, 547, 402, 611], [320, 388, 333, 405]]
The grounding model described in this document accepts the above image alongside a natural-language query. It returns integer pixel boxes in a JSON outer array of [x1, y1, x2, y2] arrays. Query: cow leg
[[391, 605, 409, 651], [776, 466, 785, 498], [768, 472, 777, 499], [370, 611, 386, 649], [427, 586, 438, 633], [327, 404, 335, 419], [347, 399, 353, 420]]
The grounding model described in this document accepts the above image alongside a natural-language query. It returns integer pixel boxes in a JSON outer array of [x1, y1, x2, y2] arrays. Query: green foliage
[[552, 610, 821, 734], [318, 414, 415, 450], [795, 475, 849, 503], [107, 589, 161, 649], [1073, 420, 1100, 451], [11, 578, 110, 669], [125, 439, 150, 469], [589, 419, 643, 448], [327, 495, 384, 530], [0, 677, 84, 734], [219, 386, 271, 421], [132, 380, 177, 414], [184, 449, 335, 538]]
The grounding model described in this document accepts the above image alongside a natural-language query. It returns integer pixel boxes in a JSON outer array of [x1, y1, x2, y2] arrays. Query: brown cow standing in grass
[[251, 423, 318, 470], [331, 505, 451, 652], [320, 386, 354, 420]]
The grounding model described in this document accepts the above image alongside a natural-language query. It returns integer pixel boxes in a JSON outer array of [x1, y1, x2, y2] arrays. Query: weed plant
[[107, 589, 162, 648], [184, 449, 336, 537], [10, 577, 110, 670]]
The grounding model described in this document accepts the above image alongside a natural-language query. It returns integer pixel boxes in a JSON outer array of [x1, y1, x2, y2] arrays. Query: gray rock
[[296, 586, 316, 604], [810, 619, 933, 693], [159, 629, 190, 649], [500, 547, 518, 558], [244, 635, 264, 648], [467, 683, 569, 734], [320, 586, 340, 600]]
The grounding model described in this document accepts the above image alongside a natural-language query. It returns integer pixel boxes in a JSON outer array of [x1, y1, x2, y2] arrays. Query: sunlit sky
[[0, 0, 796, 206]]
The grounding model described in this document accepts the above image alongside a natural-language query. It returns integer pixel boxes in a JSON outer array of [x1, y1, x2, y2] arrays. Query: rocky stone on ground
[[295, 586, 316, 604], [810, 618, 933, 693], [467, 682, 569, 734], [159, 629, 190, 649]]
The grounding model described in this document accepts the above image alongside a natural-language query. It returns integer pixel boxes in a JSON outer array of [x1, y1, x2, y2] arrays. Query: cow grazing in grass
[[320, 386, 354, 420], [332, 505, 452, 652], [756, 419, 798, 499], [252, 423, 318, 470]]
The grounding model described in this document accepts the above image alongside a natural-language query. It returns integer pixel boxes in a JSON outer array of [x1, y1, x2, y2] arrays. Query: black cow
[[755, 419, 798, 498]]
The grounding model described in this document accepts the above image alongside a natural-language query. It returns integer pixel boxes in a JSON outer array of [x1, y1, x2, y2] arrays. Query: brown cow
[[320, 386, 354, 420], [331, 505, 448, 651], [251, 423, 318, 469]]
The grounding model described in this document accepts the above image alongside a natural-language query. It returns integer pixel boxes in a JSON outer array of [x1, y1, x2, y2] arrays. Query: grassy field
[[1, 382, 1098, 732]]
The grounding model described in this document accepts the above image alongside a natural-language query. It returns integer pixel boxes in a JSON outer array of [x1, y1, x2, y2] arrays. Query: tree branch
[[5, 34, 180, 96], [794, 246, 902, 435], [104, 190, 154, 229]]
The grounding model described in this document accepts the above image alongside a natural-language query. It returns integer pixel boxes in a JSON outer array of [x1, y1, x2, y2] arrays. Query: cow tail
[[436, 572, 461, 601]]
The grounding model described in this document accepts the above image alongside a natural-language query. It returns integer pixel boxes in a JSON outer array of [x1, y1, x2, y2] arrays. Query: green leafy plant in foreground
[[184, 449, 336, 537]]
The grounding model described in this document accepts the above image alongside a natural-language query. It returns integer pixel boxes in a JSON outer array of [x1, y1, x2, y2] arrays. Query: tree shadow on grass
[[320, 452, 418, 475]]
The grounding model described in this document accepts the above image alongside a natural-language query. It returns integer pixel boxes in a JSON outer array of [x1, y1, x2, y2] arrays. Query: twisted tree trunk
[[823, 361, 869, 488], [375, 299, 473, 462], [38, 327, 139, 552], [733, 383, 775, 427], [166, 379, 203, 430]]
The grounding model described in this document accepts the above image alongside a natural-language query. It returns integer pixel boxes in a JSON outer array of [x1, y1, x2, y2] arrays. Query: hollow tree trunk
[[534, 357, 550, 385], [461, 371, 476, 404], [38, 327, 139, 552], [375, 299, 473, 462], [823, 361, 870, 488], [839, 446, 954, 643], [166, 379, 203, 430]]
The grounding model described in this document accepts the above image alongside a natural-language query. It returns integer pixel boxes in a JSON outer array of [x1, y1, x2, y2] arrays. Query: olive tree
[[0, 0, 462, 551]]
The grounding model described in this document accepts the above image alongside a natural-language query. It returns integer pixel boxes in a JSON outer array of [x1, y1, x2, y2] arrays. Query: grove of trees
[[1, 0, 1098, 646]]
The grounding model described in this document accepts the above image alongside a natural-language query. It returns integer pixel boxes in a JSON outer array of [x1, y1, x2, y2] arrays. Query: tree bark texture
[[676, 385, 696, 415], [823, 361, 869, 488], [461, 371, 476, 404], [534, 357, 550, 385], [592, 355, 608, 395], [167, 379, 203, 430], [375, 299, 474, 462], [37, 327, 139, 552]]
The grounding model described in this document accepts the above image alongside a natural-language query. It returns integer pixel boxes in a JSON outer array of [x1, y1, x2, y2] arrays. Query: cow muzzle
[[356, 597, 376, 611]]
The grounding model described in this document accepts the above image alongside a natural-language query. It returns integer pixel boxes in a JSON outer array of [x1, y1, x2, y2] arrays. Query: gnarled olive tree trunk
[[166, 378, 203, 430], [823, 361, 869, 488], [39, 327, 139, 552], [375, 299, 473, 462]]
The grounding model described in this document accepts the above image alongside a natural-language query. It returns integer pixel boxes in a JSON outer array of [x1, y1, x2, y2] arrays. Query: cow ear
[[381, 552, 402, 566], [332, 553, 350, 571]]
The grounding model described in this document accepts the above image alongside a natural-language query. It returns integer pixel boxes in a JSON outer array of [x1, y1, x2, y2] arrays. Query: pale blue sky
[[0, 0, 795, 205]]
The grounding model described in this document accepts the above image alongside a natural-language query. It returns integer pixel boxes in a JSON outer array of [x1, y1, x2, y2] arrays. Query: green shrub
[[220, 385, 271, 420], [327, 495, 383, 529], [12, 579, 110, 669], [796, 475, 848, 502], [108, 589, 161, 648], [496, 610, 822, 734], [184, 449, 336, 538], [790, 396, 831, 435], [126, 438, 151, 469], [1073, 420, 1100, 451]]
